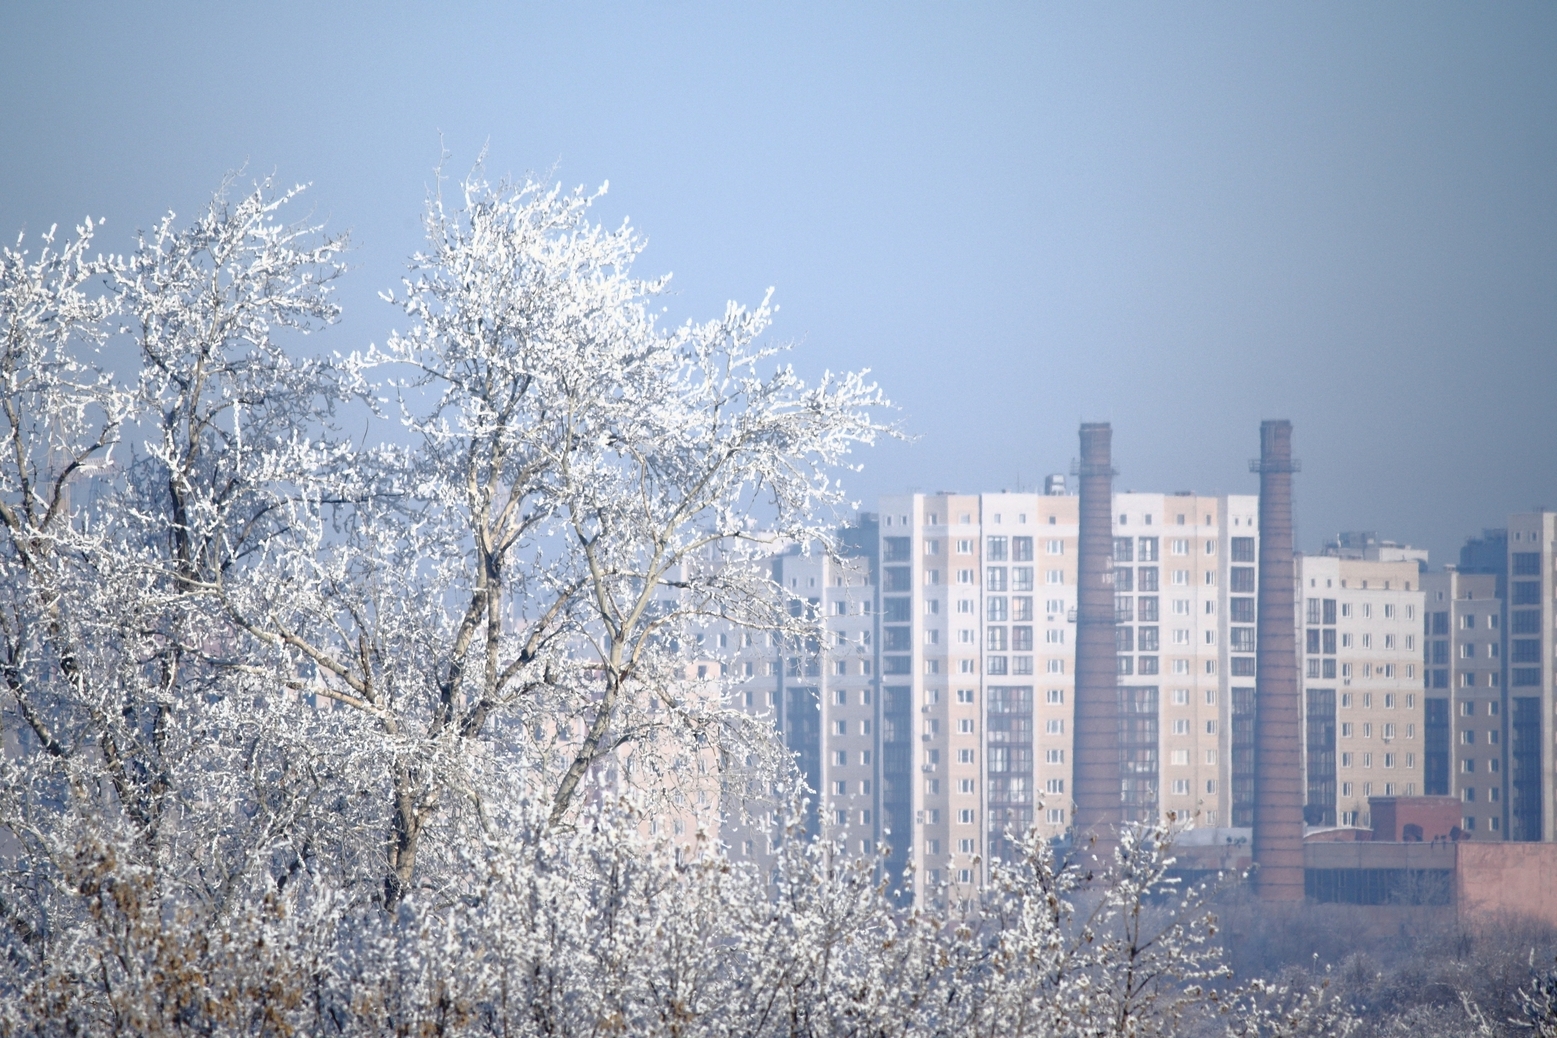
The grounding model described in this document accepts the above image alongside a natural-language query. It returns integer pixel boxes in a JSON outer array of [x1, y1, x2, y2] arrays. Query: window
[[1231, 537, 1255, 562], [1045, 539, 1064, 556], [1047, 808, 1066, 824], [1012, 567, 1034, 592], [1046, 598, 1065, 615], [1138, 537, 1159, 561], [1171, 688, 1189, 705], [1172, 570, 1189, 586], [833, 750, 847, 766], [958, 779, 976, 793], [1046, 689, 1064, 704], [1012, 536, 1033, 561], [1114, 537, 1134, 562], [1205, 720, 1218, 734], [1045, 629, 1065, 644], [986, 536, 1007, 561], [1205, 540, 1217, 555], [1171, 749, 1190, 765], [1045, 778, 1065, 794], [958, 838, 976, 854], [1046, 569, 1064, 585], [923, 540, 940, 556], [957, 718, 975, 734], [955, 538, 974, 555], [1172, 599, 1190, 616], [1173, 718, 1190, 735], [1045, 719, 1065, 735], [958, 809, 975, 824], [1230, 567, 1256, 593], [956, 748, 974, 764], [1045, 749, 1065, 764], [1172, 779, 1190, 795]]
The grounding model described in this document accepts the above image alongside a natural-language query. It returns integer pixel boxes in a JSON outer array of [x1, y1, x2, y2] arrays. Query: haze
[[2, 2, 1552, 561]]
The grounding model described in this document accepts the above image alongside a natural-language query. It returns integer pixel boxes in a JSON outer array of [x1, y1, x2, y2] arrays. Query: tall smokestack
[[1252, 420, 1304, 900], [1072, 422, 1122, 846]]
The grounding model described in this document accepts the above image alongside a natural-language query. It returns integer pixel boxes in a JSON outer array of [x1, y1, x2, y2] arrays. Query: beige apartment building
[[874, 489, 1260, 901], [1295, 556, 1426, 831]]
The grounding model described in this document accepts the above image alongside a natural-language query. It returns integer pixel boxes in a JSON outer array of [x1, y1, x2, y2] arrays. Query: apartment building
[[714, 535, 881, 864], [874, 489, 1259, 901], [1420, 568, 1505, 838], [1503, 513, 1557, 841], [1431, 513, 1556, 842], [1295, 556, 1426, 830]]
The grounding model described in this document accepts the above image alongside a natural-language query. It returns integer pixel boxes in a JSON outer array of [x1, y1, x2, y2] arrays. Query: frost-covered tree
[[0, 168, 1354, 1037]]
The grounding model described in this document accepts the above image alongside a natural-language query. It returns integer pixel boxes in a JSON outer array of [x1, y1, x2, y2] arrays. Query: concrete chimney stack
[[1252, 420, 1305, 900], [1072, 423, 1124, 846]]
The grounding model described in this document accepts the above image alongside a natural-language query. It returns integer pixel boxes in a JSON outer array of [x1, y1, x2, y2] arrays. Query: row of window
[[1119, 657, 1248, 676], [1310, 598, 1417, 623], [1167, 779, 1217, 795], [1339, 721, 1414, 738], [1306, 659, 1416, 679], [1309, 629, 1417, 653], [1339, 752, 1414, 768], [1338, 782, 1415, 802]]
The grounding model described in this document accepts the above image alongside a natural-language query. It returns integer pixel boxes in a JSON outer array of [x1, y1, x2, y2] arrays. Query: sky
[[2, 2, 1554, 564]]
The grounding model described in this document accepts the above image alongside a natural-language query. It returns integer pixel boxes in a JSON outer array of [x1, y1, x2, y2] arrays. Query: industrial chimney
[[1251, 420, 1305, 900], [1072, 422, 1123, 847]]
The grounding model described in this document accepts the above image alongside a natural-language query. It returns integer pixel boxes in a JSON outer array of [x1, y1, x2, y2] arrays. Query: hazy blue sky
[[3, 3, 1553, 563]]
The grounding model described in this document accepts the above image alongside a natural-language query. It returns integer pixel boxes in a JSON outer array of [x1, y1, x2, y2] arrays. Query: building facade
[[871, 489, 1259, 900], [1295, 556, 1426, 830], [1420, 568, 1505, 838]]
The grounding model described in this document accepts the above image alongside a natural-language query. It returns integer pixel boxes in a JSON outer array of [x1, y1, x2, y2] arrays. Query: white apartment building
[[1295, 556, 1426, 831], [717, 540, 881, 864], [875, 490, 1259, 901]]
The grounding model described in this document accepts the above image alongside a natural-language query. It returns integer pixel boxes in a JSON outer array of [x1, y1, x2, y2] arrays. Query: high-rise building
[[718, 533, 881, 865], [873, 489, 1259, 901], [1503, 512, 1556, 841], [1420, 567, 1505, 838], [1295, 556, 1426, 830]]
